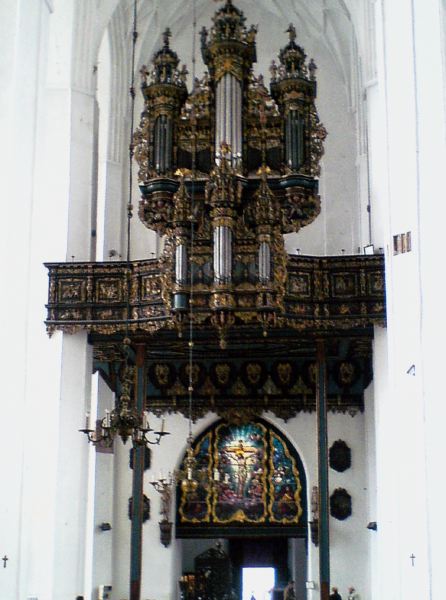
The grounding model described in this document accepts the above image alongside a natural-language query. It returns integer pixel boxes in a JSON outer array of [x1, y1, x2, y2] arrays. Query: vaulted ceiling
[[78, 0, 375, 100]]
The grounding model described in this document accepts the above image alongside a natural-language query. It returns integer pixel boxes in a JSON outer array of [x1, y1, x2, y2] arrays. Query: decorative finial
[[162, 28, 171, 48], [247, 24, 257, 43], [220, 142, 232, 157], [200, 26, 208, 46], [139, 64, 149, 85], [270, 60, 278, 81], [179, 64, 188, 84], [309, 58, 317, 80], [286, 23, 296, 42]]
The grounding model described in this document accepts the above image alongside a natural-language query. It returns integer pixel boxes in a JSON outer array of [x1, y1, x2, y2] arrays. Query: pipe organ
[[134, 0, 327, 347]]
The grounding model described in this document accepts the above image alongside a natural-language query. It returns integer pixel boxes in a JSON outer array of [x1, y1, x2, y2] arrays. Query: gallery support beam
[[130, 344, 146, 600], [316, 339, 330, 600]]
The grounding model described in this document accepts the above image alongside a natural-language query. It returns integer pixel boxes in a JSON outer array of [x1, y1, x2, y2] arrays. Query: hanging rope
[[124, 0, 139, 340], [187, 0, 197, 441]]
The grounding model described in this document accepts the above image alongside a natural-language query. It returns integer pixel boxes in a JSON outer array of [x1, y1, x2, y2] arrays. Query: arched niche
[[176, 418, 307, 538]]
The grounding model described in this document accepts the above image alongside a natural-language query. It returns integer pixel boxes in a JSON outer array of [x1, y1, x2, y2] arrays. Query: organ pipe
[[258, 241, 271, 284], [215, 73, 242, 162], [154, 114, 173, 174], [285, 109, 305, 170], [175, 244, 188, 286], [213, 226, 232, 284]]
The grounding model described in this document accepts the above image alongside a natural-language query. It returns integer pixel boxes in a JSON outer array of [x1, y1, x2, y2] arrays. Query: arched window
[[176, 419, 307, 537]]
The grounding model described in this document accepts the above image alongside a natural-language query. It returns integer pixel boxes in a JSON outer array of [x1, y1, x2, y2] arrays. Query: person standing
[[284, 580, 295, 600], [347, 586, 359, 600], [329, 587, 342, 600]]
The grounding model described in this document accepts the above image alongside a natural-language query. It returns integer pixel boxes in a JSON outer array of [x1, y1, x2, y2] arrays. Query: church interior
[[2, 1, 446, 600]]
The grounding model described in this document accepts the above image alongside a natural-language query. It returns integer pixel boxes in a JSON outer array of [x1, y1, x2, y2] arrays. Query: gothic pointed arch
[[176, 418, 307, 538]]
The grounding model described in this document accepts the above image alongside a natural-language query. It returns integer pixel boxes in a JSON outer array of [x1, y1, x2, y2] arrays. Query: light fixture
[[150, 472, 174, 547], [363, 244, 374, 255], [305, 581, 316, 590], [80, 339, 169, 447], [309, 484, 319, 546], [80, 404, 168, 447]]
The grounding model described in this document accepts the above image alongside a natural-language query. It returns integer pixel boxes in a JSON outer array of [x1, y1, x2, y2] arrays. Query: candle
[[161, 418, 165, 433], [104, 409, 111, 428], [142, 411, 148, 430], [85, 412, 91, 430], [214, 469, 220, 482]]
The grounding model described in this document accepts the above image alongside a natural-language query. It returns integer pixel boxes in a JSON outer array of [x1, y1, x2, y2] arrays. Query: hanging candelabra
[[150, 471, 174, 547], [80, 339, 170, 447], [309, 484, 319, 546], [80, 404, 169, 448]]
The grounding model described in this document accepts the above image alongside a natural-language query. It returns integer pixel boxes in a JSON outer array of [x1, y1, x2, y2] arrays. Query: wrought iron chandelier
[[80, 342, 170, 447]]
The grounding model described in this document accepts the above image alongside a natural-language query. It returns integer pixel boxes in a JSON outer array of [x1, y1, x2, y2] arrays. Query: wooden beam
[[316, 339, 330, 600], [130, 344, 146, 600]]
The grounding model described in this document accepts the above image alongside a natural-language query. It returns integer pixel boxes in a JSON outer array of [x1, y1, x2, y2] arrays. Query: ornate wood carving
[[329, 488, 352, 521], [329, 440, 351, 472], [129, 447, 151, 471], [45, 255, 385, 336], [128, 495, 151, 523]]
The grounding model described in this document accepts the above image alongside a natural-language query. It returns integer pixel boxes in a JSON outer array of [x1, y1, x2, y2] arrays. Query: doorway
[[179, 535, 307, 600], [242, 567, 275, 600], [229, 537, 289, 600]]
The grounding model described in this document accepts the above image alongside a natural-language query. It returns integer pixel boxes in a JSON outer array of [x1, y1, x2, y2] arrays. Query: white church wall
[[0, 0, 48, 596], [54, 333, 94, 598], [261, 411, 370, 598], [0, 1, 95, 599], [16, 0, 100, 594], [66, 87, 97, 262], [111, 436, 133, 599], [366, 0, 446, 599], [410, 1, 446, 599], [370, 326, 396, 600], [48, 1, 99, 595], [92, 377, 115, 598], [327, 413, 369, 599], [363, 381, 378, 599]]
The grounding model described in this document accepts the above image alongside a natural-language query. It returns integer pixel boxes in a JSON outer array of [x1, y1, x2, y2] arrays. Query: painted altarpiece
[[177, 420, 307, 537]]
